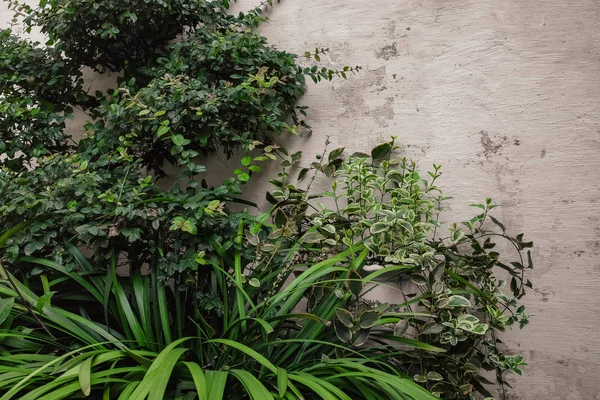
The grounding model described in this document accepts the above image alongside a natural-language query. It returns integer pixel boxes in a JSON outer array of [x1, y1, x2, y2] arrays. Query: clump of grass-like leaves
[[0, 221, 438, 399]]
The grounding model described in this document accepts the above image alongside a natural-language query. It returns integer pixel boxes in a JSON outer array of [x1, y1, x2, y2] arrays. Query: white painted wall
[[3, 1, 600, 398]]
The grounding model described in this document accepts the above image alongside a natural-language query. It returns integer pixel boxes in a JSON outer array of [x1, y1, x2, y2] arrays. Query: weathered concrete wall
[[227, 2, 600, 398], [3, 0, 600, 398]]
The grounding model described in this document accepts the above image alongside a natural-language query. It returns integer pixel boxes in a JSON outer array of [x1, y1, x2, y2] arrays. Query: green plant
[[0, 0, 357, 273], [0, 222, 437, 399], [0, 0, 533, 397], [261, 137, 533, 399]]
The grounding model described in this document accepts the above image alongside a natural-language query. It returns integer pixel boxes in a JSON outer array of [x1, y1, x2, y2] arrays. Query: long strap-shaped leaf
[[0, 341, 125, 400], [230, 369, 275, 400], [128, 338, 190, 400], [208, 338, 277, 374], [206, 370, 229, 400], [183, 362, 209, 400]]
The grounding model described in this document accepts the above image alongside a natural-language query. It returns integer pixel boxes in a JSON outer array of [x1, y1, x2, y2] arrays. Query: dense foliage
[[0, 1, 531, 399], [0, 231, 436, 399], [260, 138, 532, 399]]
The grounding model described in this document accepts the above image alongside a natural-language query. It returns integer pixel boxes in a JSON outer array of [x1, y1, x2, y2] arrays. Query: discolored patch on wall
[[478, 130, 509, 158], [376, 42, 398, 60], [336, 67, 398, 130]]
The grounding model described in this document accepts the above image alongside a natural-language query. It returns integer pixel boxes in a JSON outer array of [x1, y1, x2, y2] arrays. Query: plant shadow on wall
[[0, 0, 530, 399]]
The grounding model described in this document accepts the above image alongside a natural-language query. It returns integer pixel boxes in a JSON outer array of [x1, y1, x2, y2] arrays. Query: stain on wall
[[3, 0, 600, 398]]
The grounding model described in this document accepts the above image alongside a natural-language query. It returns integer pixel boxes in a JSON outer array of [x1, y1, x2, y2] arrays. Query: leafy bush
[[259, 137, 532, 398], [0, 0, 312, 271], [0, 0, 532, 399]]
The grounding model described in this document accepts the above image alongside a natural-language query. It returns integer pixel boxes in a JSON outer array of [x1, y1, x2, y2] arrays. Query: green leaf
[[420, 322, 444, 335], [371, 142, 392, 160], [359, 310, 382, 328], [241, 156, 252, 166], [24, 241, 43, 256], [334, 319, 352, 343], [266, 191, 278, 205], [78, 356, 93, 396], [301, 231, 326, 244], [277, 367, 288, 398], [297, 168, 309, 181], [328, 147, 345, 160], [138, 109, 150, 116], [346, 269, 362, 296], [370, 222, 388, 234], [238, 172, 250, 182], [208, 339, 277, 373], [490, 215, 506, 232], [0, 297, 15, 325], [397, 219, 414, 236], [184, 362, 209, 400], [171, 134, 190, 146], [393, 319, 409, 337], [446, 295, 472, 308], [206, 371, 228, 400], [335, 308, 354, 328], [321, 224, 336, 235], [352, 328, 370, 346], [36, 291, 57, 312], [248, 278, 260, 288], [157, 125, 170, 137], [182, 220, 198, 235], [230, 369, 274, 400]]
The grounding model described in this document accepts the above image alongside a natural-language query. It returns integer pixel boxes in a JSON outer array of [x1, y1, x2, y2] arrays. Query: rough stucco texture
[[228, 2, 600, 398], [3, 0, 600, 398]]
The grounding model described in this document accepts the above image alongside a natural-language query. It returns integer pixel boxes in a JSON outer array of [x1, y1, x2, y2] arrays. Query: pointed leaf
[[277, 367, 288, 397], [346, 269, 362, 296], [78, 356, 92, 396], [0, 298, 15, 325], [446, 295, 472, 308], [328, 147, 345, 161]]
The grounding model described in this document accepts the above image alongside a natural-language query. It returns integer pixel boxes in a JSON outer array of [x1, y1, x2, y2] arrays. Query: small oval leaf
[[359, 310, 382, 329], [334, 319, 352, 342], [352, 328, 370, 346], [335, 308, 354, 328], [394, 319, 409, 337], [371, 142, 392, 160]]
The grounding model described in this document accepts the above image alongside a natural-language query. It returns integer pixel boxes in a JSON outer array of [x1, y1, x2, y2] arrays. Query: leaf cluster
[[258, 138, 533, 399]]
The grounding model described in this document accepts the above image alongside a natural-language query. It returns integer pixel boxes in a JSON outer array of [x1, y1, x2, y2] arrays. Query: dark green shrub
[[0, 0, 320, 271]]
